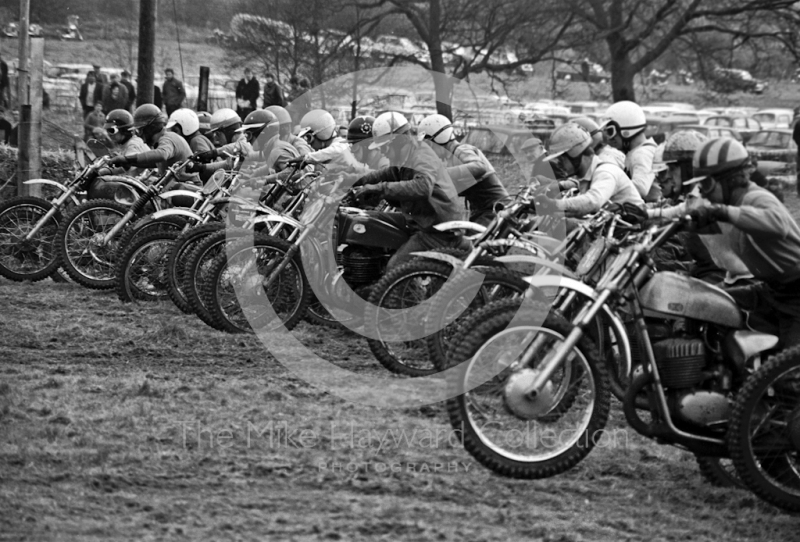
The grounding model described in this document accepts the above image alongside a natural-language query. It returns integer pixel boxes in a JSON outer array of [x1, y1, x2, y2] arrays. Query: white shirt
[[85, 82, 96, 107], [556, 155, 643, 216], [626, 138, 657, 198], [304, 138, 370, 174]]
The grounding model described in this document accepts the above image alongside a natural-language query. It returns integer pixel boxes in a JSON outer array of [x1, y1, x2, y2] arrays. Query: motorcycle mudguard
[[159, 190, 203, 202], [151, 208, 204, 222], [483, 238, 551, 258], [495, 255, 575, 279], [434, 221, 487, 234], [523, 274, 632, 382], [23, 179, 80, 205], [409, 250, 464, 268]]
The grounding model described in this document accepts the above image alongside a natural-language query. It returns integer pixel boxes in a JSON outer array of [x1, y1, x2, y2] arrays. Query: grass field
[[2, 194, 800, 540]]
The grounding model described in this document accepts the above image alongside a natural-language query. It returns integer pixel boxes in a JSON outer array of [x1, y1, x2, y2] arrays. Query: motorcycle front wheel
[[728, 347, 800, 512], [446, 298, 611, 479], [0, 196, 62, 281], [116, 230, 179, 303], [203, 233, 311, 333]]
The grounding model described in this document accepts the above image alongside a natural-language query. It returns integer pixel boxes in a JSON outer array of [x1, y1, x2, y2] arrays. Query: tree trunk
[[608, 36, 635, 102]]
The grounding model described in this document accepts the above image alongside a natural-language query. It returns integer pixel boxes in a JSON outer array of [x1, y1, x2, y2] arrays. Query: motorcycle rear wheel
[[446, 298, 610, 479], [116, 230, 179, 303], [728, 347, 800, 512]]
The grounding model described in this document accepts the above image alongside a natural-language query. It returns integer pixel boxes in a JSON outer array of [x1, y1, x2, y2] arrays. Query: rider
[[601, 100, 660, 202], [104, 108, 148, 157], [290, 109, 369, 171], [105, 103, 197, 184], [346, 115, 389, 170], [166, 108, 215, 154], [571, 116, 626, 169], [205, 108, 242, 147], [418, 113, 508, 226], [352, 111, 469, 268], [688, 137, 800, 348], [538, 122, 643, 217], [264, 105, 312, 156]]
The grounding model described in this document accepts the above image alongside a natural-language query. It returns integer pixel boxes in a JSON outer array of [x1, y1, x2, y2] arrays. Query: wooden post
[[16, 0, 30, 197], [197, 66, 209, 112], [27, 36, 42, 197], [136, 0, 157, 106]]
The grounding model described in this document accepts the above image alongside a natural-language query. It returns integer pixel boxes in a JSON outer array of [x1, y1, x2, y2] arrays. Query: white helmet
[[543, 122, 593, 161], [369, 111, 410, 150], [166, 108, 200, 136], [602, 100, 646, 139], [298, 109, 337, 141], [207, 108, 241, 133], [418, 113, 454, 145]]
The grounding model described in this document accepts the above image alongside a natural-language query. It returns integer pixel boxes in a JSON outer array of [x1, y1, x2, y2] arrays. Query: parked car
[[675, 124, 744, 142], [751, 109, 794, 130], [644, 114, 703, 143], [708, 68, 767, 94], [745, 129, 797, 175], [702, 115, 762, 143], [463, 124, 554, 156]]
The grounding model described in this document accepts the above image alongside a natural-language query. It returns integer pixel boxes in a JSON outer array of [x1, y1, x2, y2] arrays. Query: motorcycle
[[0, 140, 148, 282], [446, 217, 782, 481]]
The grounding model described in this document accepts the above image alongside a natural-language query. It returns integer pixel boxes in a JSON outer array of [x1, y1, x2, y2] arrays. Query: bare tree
[[561, 0, 800, 102]]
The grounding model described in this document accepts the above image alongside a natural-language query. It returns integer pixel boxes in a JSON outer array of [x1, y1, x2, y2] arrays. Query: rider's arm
[[725, 190, 796, 238], [627, 144, 656, 198], [554, 170, 615, 216], [128, 136, 176, 167], [360, 166, 434, 201], [647, 201, 686, 220]]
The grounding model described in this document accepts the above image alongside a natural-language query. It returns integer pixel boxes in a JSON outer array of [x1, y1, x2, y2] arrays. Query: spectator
[[92, 63, 108, 85], [287, 78, 312, 127], [119, 70, 136, 111], [285, 76, 301, 103], [0, 53, 8, 108], [101, 75, 129, 114], [519, 137, 554, 180], [161, 68, 186, 116], [0, 107, 14, 144], [79, 71, 103, 118], [83, 102, 105, 142], [235, 67, 259, 118], [262, 73, 286, 109]]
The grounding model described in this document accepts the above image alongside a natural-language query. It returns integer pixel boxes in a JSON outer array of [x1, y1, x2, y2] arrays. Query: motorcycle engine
[[653, 337, 707, 388], [342, 247, 384, 286]]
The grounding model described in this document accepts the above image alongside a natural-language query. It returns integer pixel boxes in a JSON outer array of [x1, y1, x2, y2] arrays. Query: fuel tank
[[337, 211, 409, 250], [639, 271, 743, 329]]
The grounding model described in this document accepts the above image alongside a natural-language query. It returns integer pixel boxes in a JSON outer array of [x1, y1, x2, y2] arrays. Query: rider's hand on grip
[[184, 161, 204, 174], [285, 156, 307, 169], [107, 155, 130, 168], [353, 184, 383, 206], [533, 194, 558, 215], [192, 149, 218, 163], [688, 204, 728, 230]]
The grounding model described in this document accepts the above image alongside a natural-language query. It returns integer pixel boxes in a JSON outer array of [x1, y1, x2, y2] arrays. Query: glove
[[353, 184, 383, 206], [184, 161, 204, 174], [107, 155, 131, 168], [193, 149, 218, 163], [285, 156, 307, 168], [689, 204, 728, 229], [533, 194, 558, 215], [558, 179, 580, 192]]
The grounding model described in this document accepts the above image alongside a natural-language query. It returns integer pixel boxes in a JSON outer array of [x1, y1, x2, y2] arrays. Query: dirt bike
[[446, 217, 782, 482], [56, 158, 199, 289], [0, 141, 149, 282], [727, 347, 800, 511]]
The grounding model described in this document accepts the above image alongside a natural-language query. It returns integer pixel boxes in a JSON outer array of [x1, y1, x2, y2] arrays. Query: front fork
[[24, 187, 75, 240], [520, 289, 613, 398]]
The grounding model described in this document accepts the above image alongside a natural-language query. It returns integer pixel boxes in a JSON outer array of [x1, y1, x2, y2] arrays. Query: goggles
[[602, 121, 645, 140], [105, 125, 123, 135]]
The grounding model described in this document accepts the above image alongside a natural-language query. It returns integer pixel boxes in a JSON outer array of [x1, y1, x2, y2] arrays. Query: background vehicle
[[708, 68, 767, 94], [644, 114, 703, 143], [462, 124, 554, 155], [675, 124, 744, 142], [751, 109, 794, 130], [745, 129, 797, 175], [702, 115, 762, 143]]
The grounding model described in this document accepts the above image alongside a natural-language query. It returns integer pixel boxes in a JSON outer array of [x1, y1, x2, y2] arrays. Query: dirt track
[[1, 278, 798, 541]]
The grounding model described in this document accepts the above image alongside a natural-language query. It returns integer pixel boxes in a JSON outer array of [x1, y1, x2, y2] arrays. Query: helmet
[[571, 116, 602, 148], [265, 105, 292, 127], [104, 109, 133, 131], [369, 111, 410, 149], [132, 103, 165, 130], [166, 108, 200, 136], [197, 111, 212, 133], [346, 116, 376, 143], [207, 108, 241, 133], [418, 113, 454, 145], [690, 137, 749, 179], [237, 109, 278, 132], [663, 130, 708, 163], [602, 100, 646, 139], [298, 109, 337, 141], [543, 122, 593, 161]]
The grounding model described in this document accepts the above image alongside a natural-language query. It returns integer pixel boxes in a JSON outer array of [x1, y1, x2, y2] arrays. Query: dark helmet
[[347, 115, 376, 144], [104, 109, 133, 131], [132, 103, 165, 130], [241, 109, 278, 130]]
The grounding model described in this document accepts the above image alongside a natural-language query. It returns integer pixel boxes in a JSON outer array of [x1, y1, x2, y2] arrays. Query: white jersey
[[555, 155, 643, 216]]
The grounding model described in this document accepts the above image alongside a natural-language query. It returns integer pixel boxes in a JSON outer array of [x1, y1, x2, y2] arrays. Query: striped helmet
[[691, 137, 749, 179]]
